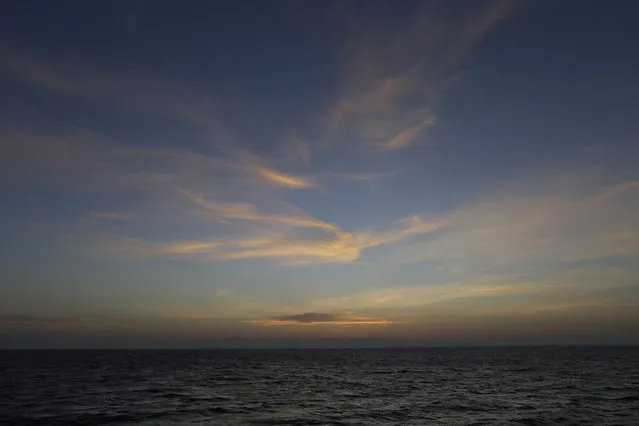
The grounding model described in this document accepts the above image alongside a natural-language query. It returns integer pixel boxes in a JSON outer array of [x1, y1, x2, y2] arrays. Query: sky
[[1, 0, 638, 348]]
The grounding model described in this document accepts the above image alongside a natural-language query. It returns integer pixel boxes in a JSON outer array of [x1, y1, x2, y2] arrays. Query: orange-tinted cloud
[[248, 312, 396, 326], [257, 167, 316, 188], [104, 189, 447, 264]]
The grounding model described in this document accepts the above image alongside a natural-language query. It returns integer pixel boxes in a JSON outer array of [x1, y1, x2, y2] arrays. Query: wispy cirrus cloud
[[102, 189, 446, 265], [103, 219, 445, 265], [0, 127, 319, 194], [324, 0, 515, 151], [390, 169, 639, 267], [0, 48, 323, 195], [105, 238, 222, 256], [279, 133, 312, 165], [6, 125, 637, 271], [175, 186, 337, 231], [257, 167, 316, 188], [0, 46, 225, 134], [380, 116, 438, 151], [108, 164, 638, 267]]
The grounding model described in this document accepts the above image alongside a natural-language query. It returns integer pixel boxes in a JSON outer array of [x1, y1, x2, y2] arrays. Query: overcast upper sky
[[1, 0, 638, 348]]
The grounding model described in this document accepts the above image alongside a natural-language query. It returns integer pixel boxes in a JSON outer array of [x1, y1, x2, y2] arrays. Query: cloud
[[221, 148, 318, 189], [214, 234, 364, 265], [389, 169, 639, 267], [104, 188, 447, 264], [306, 280, 548, 314], [257, 167, 316, 188], [595, 180, 639, 201], [175, 185, 337, 231], [249, 312, 395, 326], [0, 47, 225, 134], [0, 128, 320, 201], [1, 127, 449, 266], [0, 128, 212, 190], [378, 116, 437, 151], [105, 231, 364, 264], [156, 167, 636, 267], [295, 266, 639, 322], [9, 128, 636, 271], [324, 0, 514, 151], [273, 312, 337, 323]]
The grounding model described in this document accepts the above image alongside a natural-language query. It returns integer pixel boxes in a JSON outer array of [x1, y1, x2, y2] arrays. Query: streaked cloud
[[0, 128, 320, 199], [106, 230, 360, 265], [306, 280, 551, 314], [378, 116, 437, 151], [6, 125, 637, 272], [132, 262, 638, 335], [596, 180, 639, 201], [0, 0, 637, 348], [257, 167, 316, 188], [102, 195, 446, 264], [324, 0, 514, 151], [0, 47, 224, 134], [390, 169, 639, 267], [121, 240, 222, 256], [248, 312, 396, 326], [175, 185, 337, 231], [288, 267, 635, 321], [273, 312, 337, 323]]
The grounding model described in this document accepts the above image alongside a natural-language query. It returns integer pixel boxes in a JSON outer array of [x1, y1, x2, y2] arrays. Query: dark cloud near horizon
[[0, 314, 73, 327], [271, 312, 339, 323]]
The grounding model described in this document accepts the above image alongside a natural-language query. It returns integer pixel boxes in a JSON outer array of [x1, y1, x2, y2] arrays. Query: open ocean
[[1, 347, 638, 425]]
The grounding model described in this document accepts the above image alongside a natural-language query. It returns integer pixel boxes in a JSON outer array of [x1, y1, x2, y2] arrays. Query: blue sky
[[1, 0, 638, 348]]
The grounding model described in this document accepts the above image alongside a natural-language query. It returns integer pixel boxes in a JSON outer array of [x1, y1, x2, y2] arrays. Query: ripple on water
[[1, 347, 638, 425]]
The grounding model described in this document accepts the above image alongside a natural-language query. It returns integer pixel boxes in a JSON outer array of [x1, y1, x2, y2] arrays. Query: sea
[[1, 346, 638, 425]]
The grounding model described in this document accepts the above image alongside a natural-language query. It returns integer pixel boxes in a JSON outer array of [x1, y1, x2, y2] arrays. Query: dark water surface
[[1, 347, 638, 425]]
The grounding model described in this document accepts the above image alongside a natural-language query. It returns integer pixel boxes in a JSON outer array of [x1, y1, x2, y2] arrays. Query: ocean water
[[1, 347, 638, 425]]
